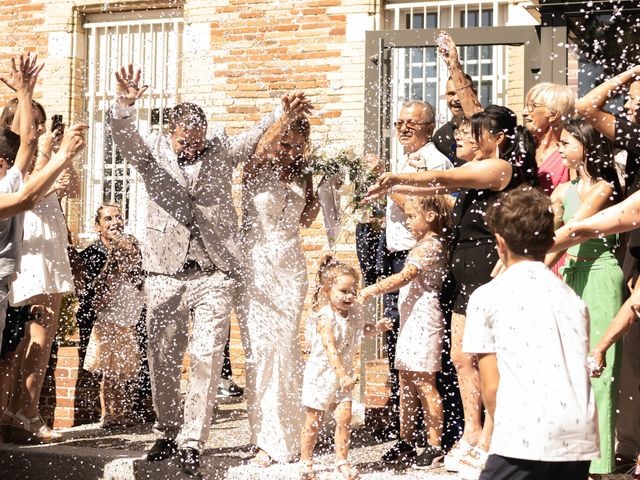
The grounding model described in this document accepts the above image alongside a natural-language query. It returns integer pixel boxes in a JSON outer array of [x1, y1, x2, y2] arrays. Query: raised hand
[[0, 52, 44, 95], [281, 90, 313, 122], [436, 30, 459, 69], [114, 64, 148, 107], [58, 124, 89, 163]]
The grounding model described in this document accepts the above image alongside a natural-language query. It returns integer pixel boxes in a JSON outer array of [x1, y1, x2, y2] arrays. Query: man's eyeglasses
[[394, 119, 431, 129]]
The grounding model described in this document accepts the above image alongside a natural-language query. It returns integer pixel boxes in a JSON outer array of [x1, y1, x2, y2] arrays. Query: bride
[[237, 95, 320, 465]]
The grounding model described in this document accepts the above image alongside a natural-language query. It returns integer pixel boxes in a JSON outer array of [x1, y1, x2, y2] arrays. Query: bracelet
[[39, 152, 51, 160], [456, 84, 473, 91]]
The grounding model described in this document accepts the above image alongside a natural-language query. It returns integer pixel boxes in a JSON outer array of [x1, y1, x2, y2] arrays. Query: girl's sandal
[[336, 460, 360, 480], [299, 460, 317, 480]]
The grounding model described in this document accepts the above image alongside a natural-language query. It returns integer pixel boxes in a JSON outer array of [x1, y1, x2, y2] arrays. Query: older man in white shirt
[[373, 100, 453, 437]]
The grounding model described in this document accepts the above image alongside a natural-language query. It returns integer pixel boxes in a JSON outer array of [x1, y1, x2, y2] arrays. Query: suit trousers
[[145, 269, 235, 451]]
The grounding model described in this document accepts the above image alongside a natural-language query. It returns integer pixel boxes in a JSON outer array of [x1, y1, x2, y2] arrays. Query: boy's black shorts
[[479, 454, 590, 480]]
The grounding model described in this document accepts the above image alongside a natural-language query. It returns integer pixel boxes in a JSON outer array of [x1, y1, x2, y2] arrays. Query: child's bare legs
[[398, 371, 420, 443], [300, 407, 324, 462], [411, 372, 442, 447], [334, 401, 352, 462], [451, 312, 482, 446]]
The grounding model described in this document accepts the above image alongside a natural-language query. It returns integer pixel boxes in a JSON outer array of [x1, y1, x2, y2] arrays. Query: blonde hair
[[312, 255, 360, 311], [411, 194, 453, 242], [526, 83, 575, 121]]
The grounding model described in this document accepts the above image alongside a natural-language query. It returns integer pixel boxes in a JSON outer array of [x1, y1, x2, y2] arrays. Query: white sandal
[[10, 412, 61, 444], [336, 460, 360, 480]]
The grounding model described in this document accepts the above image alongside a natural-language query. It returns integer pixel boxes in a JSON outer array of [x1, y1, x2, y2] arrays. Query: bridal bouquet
[[304, 144, 360, 179]]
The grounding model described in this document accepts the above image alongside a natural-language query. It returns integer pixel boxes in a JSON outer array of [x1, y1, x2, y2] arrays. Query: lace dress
[[396, 235, 447, 373], [237, 168, 308, 463]]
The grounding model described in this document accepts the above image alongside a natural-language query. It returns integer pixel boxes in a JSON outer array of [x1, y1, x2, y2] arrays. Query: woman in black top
[[367, 104, 537, 473]]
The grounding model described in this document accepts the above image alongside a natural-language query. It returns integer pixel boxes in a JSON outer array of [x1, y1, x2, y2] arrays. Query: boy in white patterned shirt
[[463, 186, 599, 480]]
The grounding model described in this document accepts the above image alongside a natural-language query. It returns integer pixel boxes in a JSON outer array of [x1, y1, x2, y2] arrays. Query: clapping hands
[[114, 64, 148, 107]]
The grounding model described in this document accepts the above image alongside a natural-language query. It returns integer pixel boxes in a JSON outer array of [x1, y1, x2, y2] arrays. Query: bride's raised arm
[[244, 91, 312, 179]]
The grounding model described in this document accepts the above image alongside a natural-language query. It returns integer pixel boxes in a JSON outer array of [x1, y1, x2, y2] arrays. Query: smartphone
[[51, 114, 64, 134]]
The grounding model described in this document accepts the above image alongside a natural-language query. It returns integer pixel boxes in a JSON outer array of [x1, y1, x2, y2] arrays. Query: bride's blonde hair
[[312, 255, 359, 311]]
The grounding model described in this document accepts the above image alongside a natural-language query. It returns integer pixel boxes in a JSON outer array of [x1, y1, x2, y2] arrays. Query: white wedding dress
[[237, 168, 308, 463]]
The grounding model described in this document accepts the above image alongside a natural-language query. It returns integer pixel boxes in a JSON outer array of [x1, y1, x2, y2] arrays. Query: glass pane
[[411, 48, 423, 63], [466, 63, 478, 76], [425, 83, 436, 104], [426, 13, 438, 29], [412, 65, 423, 78], [482, 10, 493, 27], [426, 65, 437, 77], [481, 82, 493, 105], [481, 45, 492, 59], [412, 13, 424, 29], [411, 83, 423, 101], [425, 47, 436, 62], [482, 63, 493, 76]]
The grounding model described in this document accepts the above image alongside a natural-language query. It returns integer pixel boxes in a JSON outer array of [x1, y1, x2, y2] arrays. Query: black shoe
[[179, 447, 200, 477], [413, 444, 444, 470], [146, 438, 178, 461], [217, 378, 244, 398], [382, 440, 417, 464]]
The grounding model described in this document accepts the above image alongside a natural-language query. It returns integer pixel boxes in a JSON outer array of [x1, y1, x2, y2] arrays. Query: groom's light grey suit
[[109, 102, 276, 450]]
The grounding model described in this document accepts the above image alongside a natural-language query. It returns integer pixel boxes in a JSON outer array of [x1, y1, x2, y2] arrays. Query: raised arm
[[0, 124, 87, 219], [575, 65, 640, 141], [438, 31, 483, 118], [0, 53, 44, 176], [244, 90, 312, 177], [549, 186, 640, 253], [367, 159, 512, 200]]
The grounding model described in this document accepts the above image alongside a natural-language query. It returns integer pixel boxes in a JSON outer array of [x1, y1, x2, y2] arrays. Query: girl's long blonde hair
[[312, 255, 359, 311]]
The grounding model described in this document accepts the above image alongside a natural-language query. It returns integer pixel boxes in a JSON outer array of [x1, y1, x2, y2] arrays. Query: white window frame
[[80, 9, 183, 242]]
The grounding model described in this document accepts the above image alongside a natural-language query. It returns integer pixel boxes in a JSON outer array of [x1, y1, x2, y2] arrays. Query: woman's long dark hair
[[471, 105, 538, 186], [564, 117, 623, 201]]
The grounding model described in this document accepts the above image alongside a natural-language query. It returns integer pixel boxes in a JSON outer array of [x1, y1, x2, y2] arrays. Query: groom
[[108, 64, 310, 476]]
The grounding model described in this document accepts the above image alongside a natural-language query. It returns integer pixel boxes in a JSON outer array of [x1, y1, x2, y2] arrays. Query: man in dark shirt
[[76, 204, 124, 359], [433, 74, 477, 168]]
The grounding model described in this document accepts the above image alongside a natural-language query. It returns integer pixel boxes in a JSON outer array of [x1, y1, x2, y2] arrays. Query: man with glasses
[[374, 100, 452, 440]]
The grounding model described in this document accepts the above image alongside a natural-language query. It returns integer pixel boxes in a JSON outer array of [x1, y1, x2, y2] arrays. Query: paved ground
[[0, 399, 635, 479], [0, 399, 459, 480]]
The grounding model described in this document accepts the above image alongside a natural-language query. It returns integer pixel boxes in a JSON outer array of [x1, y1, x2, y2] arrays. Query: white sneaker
[[458, 447, 489, 480], [444, 440, 474, 472]]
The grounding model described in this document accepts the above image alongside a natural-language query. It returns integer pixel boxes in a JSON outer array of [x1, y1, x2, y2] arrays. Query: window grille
[[81, 10, 183, 241]]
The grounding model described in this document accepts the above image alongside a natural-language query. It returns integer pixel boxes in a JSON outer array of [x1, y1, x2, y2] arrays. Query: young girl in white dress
[[360, 195, 452, 469], [299, 256, 392, 480], [84, 233, 144, 428]]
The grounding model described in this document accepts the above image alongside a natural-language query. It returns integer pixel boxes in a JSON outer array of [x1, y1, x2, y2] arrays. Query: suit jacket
[[108, 104, 277, 275]]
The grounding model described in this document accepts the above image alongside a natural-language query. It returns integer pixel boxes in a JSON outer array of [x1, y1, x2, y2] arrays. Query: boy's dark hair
[[167, 102, 207, 132], [0, 128, 20, 165], [486, 185, 554, 261]]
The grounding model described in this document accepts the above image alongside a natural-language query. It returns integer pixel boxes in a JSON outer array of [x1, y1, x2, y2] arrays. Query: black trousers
[[479, 454, 590, 480]]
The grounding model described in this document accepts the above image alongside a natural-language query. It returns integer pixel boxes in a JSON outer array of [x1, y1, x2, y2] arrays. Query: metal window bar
[[81, 12, 183, 242]]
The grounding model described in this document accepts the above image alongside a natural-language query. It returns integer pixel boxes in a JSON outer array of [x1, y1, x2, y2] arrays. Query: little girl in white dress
[[360, 195, 452, 469], [299, 256, 391, 480]]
